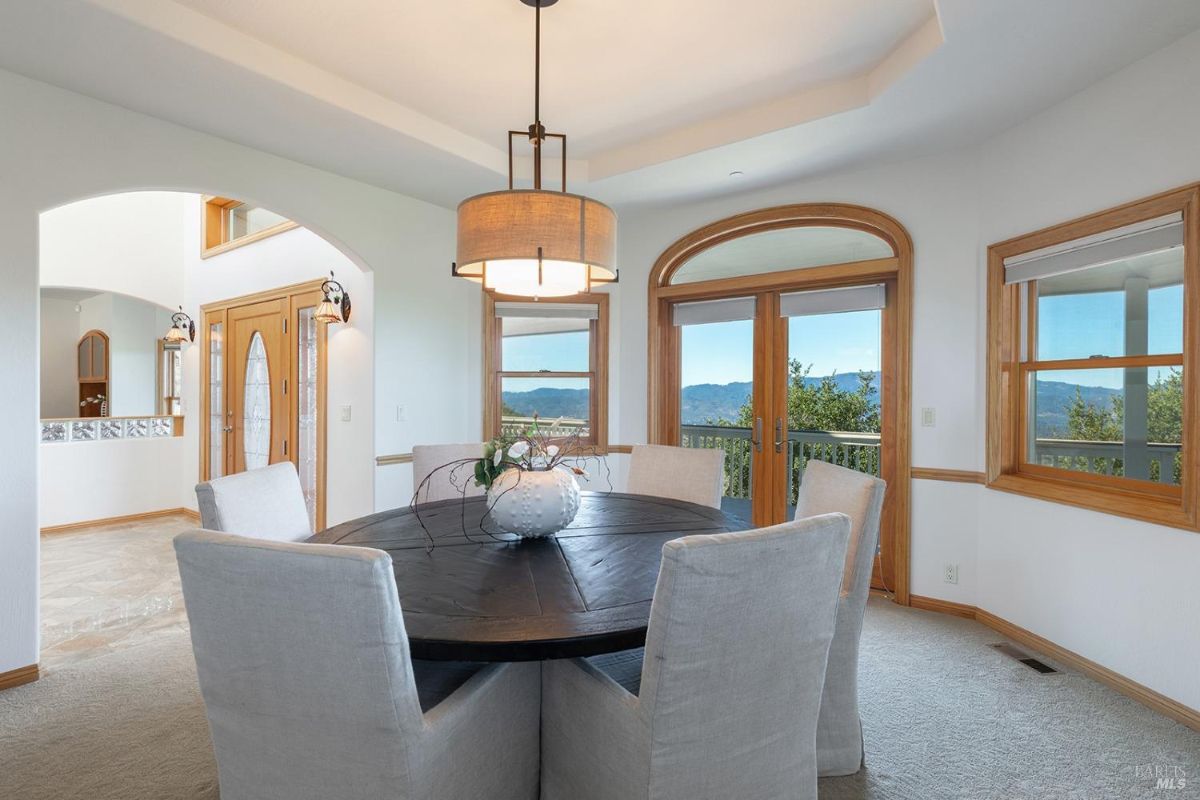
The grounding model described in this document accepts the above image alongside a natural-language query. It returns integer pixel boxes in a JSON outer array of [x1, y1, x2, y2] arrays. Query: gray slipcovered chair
[[194, 462, 311, 541], [174, 530, 540, 800], [541, 514, 851, 800], [625, 444, 725, 509], [794, 459, 887, 776], [412, 443, 487, 504]]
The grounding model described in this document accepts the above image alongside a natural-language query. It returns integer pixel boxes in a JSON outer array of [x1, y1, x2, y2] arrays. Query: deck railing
[[500, 417, 589, 439], [681, 425, 882, 505], [1032, 439, 1182, 484]]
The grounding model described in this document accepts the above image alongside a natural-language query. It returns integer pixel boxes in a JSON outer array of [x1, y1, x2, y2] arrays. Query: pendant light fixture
[[453, 0, 617, 298]]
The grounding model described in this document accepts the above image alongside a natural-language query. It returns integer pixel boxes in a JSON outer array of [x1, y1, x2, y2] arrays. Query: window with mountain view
[[988, 187, 1197, 530], [483, 295, 608, 449]]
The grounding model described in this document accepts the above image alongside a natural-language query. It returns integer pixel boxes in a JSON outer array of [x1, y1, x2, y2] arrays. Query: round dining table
[[309, 492, 749, 662]]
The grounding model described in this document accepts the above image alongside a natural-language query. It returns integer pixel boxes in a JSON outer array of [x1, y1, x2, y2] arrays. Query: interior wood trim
[[41, 507, 199, 534], [200, 278, 326, 313], [911, 468, 986, 484], [909, 593, 977, 618], [375, 445, 637, 466], [974, 609, 1200, 733], [0, 664, 39, 692], [910, 595, 1200, 732], [986, 182, 1200, 531], [647, 203, 913, 605]]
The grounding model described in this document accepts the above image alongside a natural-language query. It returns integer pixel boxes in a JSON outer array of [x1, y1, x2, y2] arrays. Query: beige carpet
[[2, 519, 1198, 799]]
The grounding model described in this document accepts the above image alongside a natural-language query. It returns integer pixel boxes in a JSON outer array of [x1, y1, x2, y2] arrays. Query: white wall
[[1, 68, 460, 677], [39, 437, 187, 529], [74, 292, 165, 417], [39, 192, 187, 310], [39, 297, 78, 418], [972, 28, 1200, 710]]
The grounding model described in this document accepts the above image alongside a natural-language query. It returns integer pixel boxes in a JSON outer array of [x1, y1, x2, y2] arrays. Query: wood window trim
[[646, 203, 913, 605], [482, 291, 610, 455], [199, 277, 330, 530], [201, 195, 299, 259], [986, 182, 1200, 532]]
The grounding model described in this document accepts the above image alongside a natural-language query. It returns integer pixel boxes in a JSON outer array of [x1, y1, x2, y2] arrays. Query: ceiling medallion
[[452, 0, 617, 298]]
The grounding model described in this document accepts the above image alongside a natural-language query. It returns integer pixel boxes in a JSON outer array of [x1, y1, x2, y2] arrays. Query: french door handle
[[752, 417, 763, 453], [774, 418, 784, 453]]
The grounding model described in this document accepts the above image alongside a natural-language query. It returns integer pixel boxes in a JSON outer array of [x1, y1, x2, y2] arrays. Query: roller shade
[[495, 302, 598, 320], [1003, 213, 1183, 285], [672, 296, 756, 326], [779, 284, 885, 317]]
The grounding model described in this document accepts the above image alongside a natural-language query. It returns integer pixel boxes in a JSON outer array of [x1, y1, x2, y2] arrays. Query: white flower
[[546, 444, 560, 457], [508, 441, 530, 458], [493, 449, 503, 466]]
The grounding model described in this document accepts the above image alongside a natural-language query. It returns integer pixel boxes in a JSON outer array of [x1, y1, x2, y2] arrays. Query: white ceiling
[[1, 0, 1199, 210]]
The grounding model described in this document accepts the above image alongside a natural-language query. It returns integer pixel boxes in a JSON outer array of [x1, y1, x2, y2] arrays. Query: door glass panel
[[678, 318, 754, 520], [297, 308, 318, 530], [208, 323, 224, 478], [500, 376, 589, 437], [785, 309, 882, 517], [671, 227, 893, 285], [243, 331, 271, 470]]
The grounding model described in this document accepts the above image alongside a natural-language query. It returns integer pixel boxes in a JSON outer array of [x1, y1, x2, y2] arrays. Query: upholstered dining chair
[[412, 443, 487, 504], [194, 462, 311, 541], [794, 459, 887, 777], [625, 444, 725, 509], [174, 530, 540, 800], [541, 514, 851, 800]]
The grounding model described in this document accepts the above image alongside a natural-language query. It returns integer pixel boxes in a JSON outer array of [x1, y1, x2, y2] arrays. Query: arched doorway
[[647, 204, 912, 603]]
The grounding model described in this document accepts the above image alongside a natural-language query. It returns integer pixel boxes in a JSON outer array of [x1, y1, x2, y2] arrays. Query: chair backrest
[[626, 444, 724, 509], [793, 460, 886, 596], [174, 530, 425, 798], [636, 514, 850, 799], [412, 443, 486, 504], [194, 462, 312, 541]]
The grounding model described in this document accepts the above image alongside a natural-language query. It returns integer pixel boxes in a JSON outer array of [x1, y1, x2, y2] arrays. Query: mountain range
[[502, 370, 1120, 436]]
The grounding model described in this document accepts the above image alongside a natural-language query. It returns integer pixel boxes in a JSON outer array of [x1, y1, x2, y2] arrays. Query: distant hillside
[[502, 373, 1121, 436]]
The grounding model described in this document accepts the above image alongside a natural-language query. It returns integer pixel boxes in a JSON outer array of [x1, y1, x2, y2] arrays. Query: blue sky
[[502, 285, 1183, 392]]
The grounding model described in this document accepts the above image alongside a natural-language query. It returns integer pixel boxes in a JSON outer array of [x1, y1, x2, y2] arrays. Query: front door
[[201, 282, 327, 530], [228, 299, 289, 473]]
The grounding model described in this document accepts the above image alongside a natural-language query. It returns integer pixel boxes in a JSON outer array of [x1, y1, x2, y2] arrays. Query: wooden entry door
[[200, 280, 329, 530], [228, 298, 289, 473]]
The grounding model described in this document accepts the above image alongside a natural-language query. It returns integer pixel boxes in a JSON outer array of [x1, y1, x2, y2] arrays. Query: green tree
[[1065, 388, 1122, 441], [732, 362, 879, 433], [1147, 367, 1183, 444]]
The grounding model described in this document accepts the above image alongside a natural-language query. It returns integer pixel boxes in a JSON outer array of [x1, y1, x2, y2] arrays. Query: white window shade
[[779, 284, 885, 317], [672, 296, 756, 326], [1003, 213, 1183, 285], [495, 301, 598, 320]]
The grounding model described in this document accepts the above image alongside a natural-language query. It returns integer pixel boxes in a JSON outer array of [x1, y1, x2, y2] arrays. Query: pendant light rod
[[532, 0, 543, 190]]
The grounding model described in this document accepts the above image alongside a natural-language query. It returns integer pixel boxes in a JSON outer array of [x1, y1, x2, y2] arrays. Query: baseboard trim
[[0, 664, 39, 691], [910, 593, 977, 619], [41, 507, 199, 534], [909, 594, 1200, 732]]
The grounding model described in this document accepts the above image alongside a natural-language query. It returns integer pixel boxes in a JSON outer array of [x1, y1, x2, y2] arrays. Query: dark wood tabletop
[[310, 492, 749, 662]]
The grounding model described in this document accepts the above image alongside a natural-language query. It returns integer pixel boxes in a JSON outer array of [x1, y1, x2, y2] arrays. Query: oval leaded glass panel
[[243, 331, 271, 470]]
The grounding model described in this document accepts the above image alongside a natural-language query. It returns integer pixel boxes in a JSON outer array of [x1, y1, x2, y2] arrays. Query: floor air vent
[[990, 643, 1059, 674]]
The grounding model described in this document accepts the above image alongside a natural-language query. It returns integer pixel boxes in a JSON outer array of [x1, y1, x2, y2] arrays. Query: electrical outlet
[[921, 407, 936, 427], [396, 405, 406, 423], [943, 563, 959, 584]]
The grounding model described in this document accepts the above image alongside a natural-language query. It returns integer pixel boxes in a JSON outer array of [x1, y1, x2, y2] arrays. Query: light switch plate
[[340, 405, 352, 422], [921, 407, 936, 427]]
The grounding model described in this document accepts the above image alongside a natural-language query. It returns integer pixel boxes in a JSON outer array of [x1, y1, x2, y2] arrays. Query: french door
[[201, 281, 328, 531], [665, 279, 899, 592]]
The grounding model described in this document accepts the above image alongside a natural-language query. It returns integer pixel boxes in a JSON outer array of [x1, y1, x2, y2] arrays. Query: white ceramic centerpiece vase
[[487, 467, 581, 538]]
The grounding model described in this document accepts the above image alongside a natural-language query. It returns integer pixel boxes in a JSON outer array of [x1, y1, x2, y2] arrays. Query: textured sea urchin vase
[[487, 468, 581, 538]]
